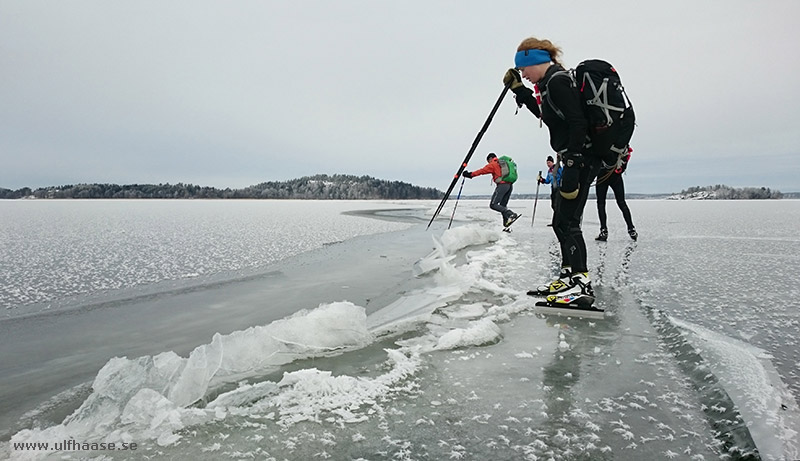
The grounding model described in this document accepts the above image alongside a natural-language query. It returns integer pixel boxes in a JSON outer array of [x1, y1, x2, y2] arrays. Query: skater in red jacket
[[462, 153, 520, 228]]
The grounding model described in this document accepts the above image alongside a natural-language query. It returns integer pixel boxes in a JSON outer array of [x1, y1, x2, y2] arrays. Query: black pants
[[551, 162, 598, 274], [596, 171, 634, 230], [490, 183, 513, 224]]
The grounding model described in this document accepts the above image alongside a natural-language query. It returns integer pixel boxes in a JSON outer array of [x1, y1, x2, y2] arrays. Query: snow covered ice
[[2, 199, 800, 460], [0, 200, 411, 313]]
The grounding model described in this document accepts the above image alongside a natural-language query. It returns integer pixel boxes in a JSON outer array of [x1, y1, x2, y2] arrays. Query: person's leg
[[548, 189, 557, 227], [530, 194, 572, 295], [609, 174, 634, 230], [540, 179, 590, 297], [595, 179, 610, 231], [501, 184, 519, 225], [489, 183, 511, 223], [560, 182, 590, 273], [499, 183, 513, 209], [561, 160, 598, 273], [547, 165, 595, 297], [551, 194, 570, 270], [554, 162, 594, 271]]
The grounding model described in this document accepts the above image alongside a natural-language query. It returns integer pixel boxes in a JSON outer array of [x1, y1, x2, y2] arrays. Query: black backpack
[[546, 59, 635, 163], [574, 60, 632, 132]]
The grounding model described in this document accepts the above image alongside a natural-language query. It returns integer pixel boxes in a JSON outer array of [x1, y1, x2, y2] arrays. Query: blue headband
[[514, 49, 551, 68]]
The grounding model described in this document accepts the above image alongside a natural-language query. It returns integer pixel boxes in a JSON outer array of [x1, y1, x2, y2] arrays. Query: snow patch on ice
[[413, 225, 500, 276], [434, 318, 502, 350], [440, 302, 487, 319], [438, 225, 501, 252], [249, 349, 421, 428]]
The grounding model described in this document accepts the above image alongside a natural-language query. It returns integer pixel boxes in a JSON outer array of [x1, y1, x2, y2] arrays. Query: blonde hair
[[517, 37, 563, 67]]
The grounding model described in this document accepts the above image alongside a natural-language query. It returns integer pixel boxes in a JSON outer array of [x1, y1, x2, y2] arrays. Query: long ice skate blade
[[533, 304, 605, 320]]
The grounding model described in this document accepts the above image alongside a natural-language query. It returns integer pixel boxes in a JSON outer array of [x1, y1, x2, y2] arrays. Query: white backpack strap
[[608, 145, 630, 170], [582, 74, 626, 125]]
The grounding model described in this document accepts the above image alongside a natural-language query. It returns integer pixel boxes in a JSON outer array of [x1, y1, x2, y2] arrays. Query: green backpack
[[496, 156, 518, 184]]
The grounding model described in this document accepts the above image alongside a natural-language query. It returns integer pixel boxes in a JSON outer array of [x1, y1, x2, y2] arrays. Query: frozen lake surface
[[0, 200, 413, 316], [1, 199, 799, 460]]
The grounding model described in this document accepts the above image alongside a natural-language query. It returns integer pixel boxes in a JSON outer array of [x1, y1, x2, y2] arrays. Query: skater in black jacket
[[595, 147, 637, 241], [503, 37, 616, 303]]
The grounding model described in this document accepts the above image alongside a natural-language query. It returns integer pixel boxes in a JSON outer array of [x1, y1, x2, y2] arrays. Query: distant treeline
[[0, 174, 443, 200], [671, 184, 783, 200]]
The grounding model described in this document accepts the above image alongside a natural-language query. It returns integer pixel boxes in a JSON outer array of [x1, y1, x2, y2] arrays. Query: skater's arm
[[470, 162, 500, 178], [512, 86, 540, 118], [547, 76, 587, 155]]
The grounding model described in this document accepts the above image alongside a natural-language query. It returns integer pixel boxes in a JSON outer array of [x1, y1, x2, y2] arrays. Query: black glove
[[559, 152, 584, 200], [462, 171, 473, 178], [562, 152, 585, 169], [503, 68, 524, 90]]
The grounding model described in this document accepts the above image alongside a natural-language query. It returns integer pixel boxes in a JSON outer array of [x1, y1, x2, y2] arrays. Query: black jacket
[[512, 64, 588, 156]]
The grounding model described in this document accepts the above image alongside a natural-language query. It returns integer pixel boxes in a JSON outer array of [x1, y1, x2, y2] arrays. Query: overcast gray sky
[[2, 1, 799, 195]]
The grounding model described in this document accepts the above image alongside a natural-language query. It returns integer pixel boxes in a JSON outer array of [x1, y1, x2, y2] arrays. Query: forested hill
[[0, 174, 443, 200], [243, 175, 442, 199], [667, 185, 783, 200]]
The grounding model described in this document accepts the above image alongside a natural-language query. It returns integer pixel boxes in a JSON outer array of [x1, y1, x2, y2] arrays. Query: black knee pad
[[568, 223, 582, 236]]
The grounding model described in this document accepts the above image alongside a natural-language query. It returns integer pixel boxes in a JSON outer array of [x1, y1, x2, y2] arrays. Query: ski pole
[[447, 177, 466, 229], [531, 170, 541, 226], [427, 82, 512, 230]]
